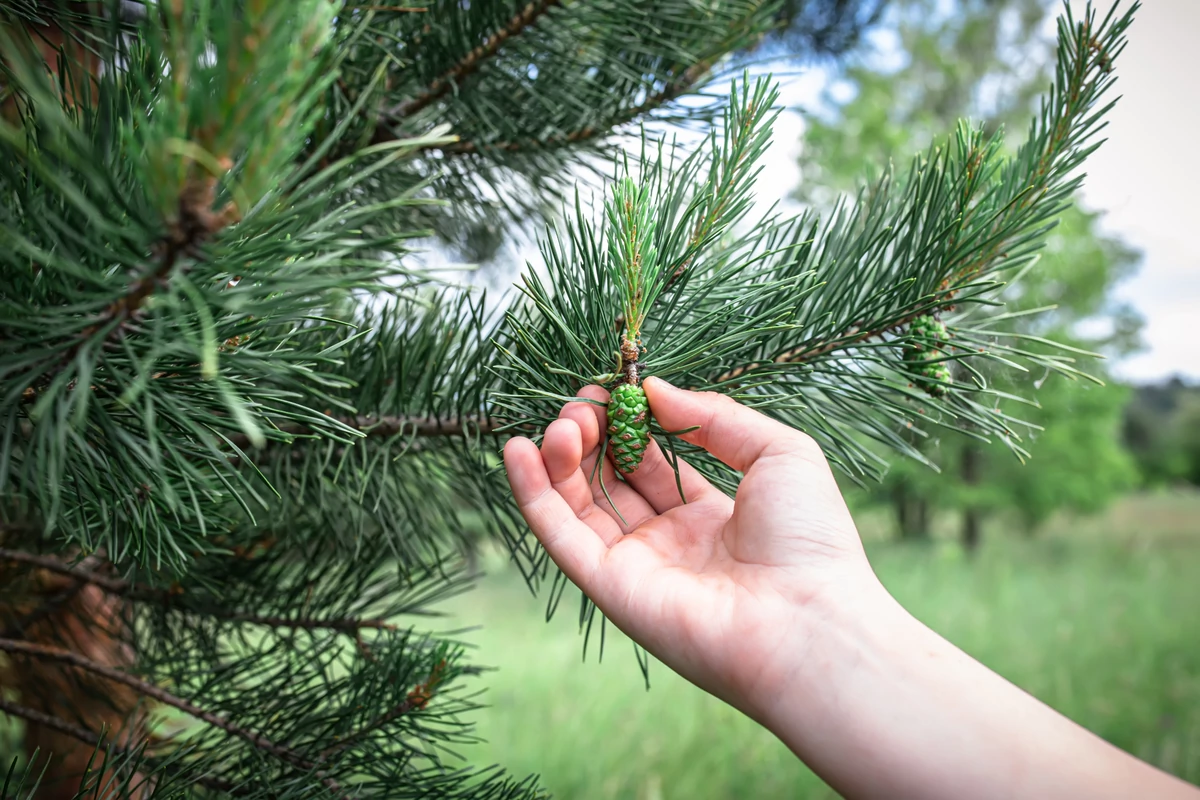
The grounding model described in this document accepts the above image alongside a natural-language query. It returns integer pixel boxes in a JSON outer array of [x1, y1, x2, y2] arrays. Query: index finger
[[503, 436, 607, 589], [643, 377, 822, 473]]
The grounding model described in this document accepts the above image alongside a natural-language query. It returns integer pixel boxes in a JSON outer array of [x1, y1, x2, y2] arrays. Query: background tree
[[0, 0, 1136, 797], [796, 0, 1142, 545], [1123, 378, 1200, 488]]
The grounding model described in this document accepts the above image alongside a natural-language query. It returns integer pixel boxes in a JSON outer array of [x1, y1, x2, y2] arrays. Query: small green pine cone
[[903, 314, 952, 397], [607, 383, 652, 474], [908, 314, 948, 343], [913, 351, 952, 397]]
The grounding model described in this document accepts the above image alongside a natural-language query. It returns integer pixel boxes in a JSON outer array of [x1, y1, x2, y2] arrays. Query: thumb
[[643, 377, 814, 473]]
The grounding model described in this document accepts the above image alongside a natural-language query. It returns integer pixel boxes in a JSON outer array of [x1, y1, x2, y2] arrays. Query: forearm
[[754, 577, 1198, 800]]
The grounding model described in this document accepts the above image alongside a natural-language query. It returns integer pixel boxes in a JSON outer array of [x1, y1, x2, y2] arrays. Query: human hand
[[502, 377, 883, 720]]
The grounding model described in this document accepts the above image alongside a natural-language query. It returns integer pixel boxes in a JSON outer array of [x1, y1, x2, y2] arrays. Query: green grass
[[440, 490, 1200, 799]]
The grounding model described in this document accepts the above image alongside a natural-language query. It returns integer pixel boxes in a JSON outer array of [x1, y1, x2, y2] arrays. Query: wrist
[[740, 562, 911, 728]]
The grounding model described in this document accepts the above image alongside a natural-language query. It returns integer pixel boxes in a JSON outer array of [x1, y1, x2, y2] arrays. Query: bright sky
[[1067, 0, 1200, 381], [749, 0, 1199, 382]]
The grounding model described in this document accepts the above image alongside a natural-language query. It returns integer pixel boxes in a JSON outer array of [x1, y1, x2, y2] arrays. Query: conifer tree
[[0, 0, 1136, 796]]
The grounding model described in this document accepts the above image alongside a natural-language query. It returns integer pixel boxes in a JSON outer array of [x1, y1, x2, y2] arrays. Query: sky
[[747, 0, 1199, 383], [1066, 0, 1200, 381]]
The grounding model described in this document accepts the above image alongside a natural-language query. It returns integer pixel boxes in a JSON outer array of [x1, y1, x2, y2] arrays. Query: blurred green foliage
[[797, 0, 1144, 542]]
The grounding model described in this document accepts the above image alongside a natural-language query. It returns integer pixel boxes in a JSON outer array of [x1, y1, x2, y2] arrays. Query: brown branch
[[0, 562, 102, 641], [227, 413, 497, 450], [0, 637, 342, 791], [317, 697, 420, 762], [0, 697, 112, 755], [317, 657, 454, 762], [0, 697, 238, 793], [385, 0, 560, 122], [21, 177, 237, 405], [0, 547, 130, 593], [715, 308, 934, 384], [0, 546, 400, 635], [220, 613, 396, 632], [434, 59, 713, 156]]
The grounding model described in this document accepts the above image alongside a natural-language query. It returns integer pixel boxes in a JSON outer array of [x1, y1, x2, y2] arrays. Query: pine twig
[[385, 0, 561, 121], [436, 59, 713, 156], [0, 546, 400, 635], [0, 637, 343, 791], [226, 413, 497, 449], [317, 657, 458, 762], [0, 547, 130, 593], [0, 698, 111, 755], [715, 309, 934, 384], [0, 697, 239, 793], [20, 176, 237, 404]]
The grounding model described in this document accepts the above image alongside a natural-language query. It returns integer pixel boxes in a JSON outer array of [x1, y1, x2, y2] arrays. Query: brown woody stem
[[385, 0, 561, 122], [0, 637, 341, 790]]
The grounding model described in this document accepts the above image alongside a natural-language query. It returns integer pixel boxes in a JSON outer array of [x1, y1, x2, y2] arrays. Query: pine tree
[[0, 0, 1137, 796]]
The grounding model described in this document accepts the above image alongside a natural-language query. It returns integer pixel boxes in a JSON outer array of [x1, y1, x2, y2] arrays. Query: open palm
[[503, 378, 873, 717]]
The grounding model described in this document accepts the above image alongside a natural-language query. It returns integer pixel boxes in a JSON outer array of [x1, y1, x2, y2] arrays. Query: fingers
[[561, 387, 719, 516], [625, 437, 721, 514], [503, 436, 608, 588], [539, 418, 624, 546], [643, 377, 821, 473]]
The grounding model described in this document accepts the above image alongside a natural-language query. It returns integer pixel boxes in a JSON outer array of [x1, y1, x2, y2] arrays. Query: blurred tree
[[1124, 378, 1200, 487], [797, 0, 1143, 545]]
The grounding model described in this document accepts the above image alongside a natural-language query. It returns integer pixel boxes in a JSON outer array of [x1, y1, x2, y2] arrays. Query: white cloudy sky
[[1066, 0, 1199, 380], [748, 0, 1198, 382]]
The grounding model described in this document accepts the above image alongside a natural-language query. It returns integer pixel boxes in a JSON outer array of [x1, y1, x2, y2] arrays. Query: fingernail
[[644, 376, 676, 392]]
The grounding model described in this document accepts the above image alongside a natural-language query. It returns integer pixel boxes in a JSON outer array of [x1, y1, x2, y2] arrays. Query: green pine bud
[[607, 383, 652, 474], [903, 314, 952, 397]]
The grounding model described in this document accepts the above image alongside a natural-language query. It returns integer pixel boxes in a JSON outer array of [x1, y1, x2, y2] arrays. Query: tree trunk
[[961, 443, 983, 552], [0, 559, 148, 799], [892, 480, 931, 541]]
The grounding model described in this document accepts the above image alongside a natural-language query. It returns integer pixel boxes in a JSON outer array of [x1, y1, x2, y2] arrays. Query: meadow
[[443, 490, 1200, 799], [2, 492, 1196, 798]]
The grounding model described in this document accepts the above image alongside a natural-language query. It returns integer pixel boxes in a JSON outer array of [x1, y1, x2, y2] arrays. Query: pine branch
[[716, 309, 932, 383], [0, 697, 110, 756], [385, 0, 561, 122], [0, 637, 343, 791], [435, 59, 714, 156], [19, 175, 237, 404], [315, 658, 450, 762], [0, 546, 402, 634], [228, 413, 498, 449], [0, 582, 86, 641], [0, 697, 238, 794], [0, 547, 129, 593]]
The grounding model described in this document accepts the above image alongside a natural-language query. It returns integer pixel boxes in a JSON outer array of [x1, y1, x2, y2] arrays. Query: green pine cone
[[607, 383, 652, 475], [908, 314, 948, 343], [903, 314, 952, 397]]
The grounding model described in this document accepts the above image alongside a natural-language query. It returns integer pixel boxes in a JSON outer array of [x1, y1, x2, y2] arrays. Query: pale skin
[[503, 377, 1200, 800]]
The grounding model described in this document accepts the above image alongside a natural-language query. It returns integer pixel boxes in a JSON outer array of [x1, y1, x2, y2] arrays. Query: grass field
[[3, 492, 1197, 797], [441, 490, 1200, 799]]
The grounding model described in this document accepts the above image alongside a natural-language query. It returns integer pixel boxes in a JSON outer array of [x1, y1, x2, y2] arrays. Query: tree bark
[[961, 443, 983, 552], [0, 557, 147, 799]]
